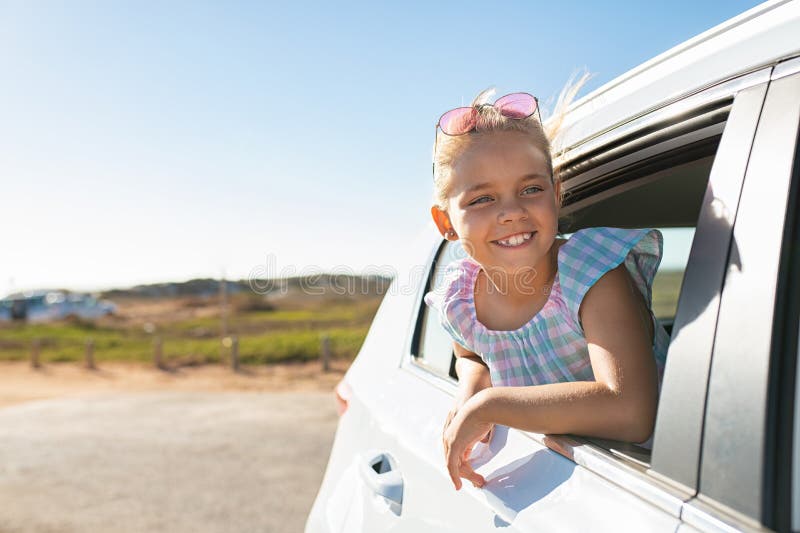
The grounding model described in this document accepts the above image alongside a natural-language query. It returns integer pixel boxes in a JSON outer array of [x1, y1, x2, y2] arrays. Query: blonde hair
[[432, 71, 592, 211]]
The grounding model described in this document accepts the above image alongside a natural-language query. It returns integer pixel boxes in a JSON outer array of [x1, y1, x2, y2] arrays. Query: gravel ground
[[0, 391, 339, 533]]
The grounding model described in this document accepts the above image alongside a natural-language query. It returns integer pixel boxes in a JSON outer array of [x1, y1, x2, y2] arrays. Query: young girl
[[424, 86, 670, 491]]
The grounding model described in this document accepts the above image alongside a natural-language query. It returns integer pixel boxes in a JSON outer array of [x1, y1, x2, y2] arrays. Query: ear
[[430, 205, 458, 240]]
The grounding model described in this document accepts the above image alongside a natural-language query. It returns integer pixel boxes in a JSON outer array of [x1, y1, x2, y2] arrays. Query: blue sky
[[0, 0, 765, 294]]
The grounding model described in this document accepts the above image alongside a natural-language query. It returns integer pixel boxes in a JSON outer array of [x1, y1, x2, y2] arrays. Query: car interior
[[560, 153, 716, 338], [556, 149, 718, 466]]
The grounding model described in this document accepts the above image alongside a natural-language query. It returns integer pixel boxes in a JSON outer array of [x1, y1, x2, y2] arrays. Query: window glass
[[652, 227, 695, 324]]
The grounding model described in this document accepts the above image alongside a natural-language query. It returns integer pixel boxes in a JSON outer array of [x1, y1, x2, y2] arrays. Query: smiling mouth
[[493, 232, 535, 247]]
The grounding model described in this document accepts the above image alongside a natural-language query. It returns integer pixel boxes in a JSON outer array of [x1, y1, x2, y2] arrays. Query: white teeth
[[496, 232, 532, 247]]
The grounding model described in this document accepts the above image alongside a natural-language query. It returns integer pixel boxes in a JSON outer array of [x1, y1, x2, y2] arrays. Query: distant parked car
[[307, 1, 800, 531], [0, 290, 116, 323]]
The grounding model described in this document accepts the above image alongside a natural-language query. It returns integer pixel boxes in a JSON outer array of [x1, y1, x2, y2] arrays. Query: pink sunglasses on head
[[436, 92, 541, 136], [432, 92, 541, 178]]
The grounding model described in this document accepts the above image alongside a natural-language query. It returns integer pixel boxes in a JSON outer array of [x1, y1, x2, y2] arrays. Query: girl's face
[[432, 131, 561, 275]]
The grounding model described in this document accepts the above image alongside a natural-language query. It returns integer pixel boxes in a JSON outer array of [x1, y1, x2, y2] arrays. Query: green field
[[0, 292, 383, 367], [652, 269, 685, 321]]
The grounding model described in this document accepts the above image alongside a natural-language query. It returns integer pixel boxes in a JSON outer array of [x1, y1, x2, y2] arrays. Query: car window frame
[[408, 237, 461, 382], [776, 66, 800, 533], [648, 77, 772, 495], [679, 65, 800, 531]]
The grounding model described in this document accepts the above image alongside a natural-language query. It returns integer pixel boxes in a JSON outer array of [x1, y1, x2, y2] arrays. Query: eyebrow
[[464, 174, 549, 194]]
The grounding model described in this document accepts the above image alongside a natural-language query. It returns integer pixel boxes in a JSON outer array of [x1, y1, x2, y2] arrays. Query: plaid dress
[[424, 227, 670, 389]]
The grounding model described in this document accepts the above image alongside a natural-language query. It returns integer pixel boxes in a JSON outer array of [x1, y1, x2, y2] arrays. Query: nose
[[497, 197, 528, 224]]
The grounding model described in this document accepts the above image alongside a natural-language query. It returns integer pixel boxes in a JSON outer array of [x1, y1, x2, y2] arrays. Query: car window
[[561, 154, 715, 466], [414, 112, 720, 475], [415, 240, 467, 379], [421, 164, 712, 476], [652, 228, 695, 322], [415, 151, 710, 380]]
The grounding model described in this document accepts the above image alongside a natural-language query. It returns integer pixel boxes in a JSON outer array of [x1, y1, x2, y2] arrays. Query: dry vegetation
[[0, 286, 385, 367], [0, 284, 386, 406]]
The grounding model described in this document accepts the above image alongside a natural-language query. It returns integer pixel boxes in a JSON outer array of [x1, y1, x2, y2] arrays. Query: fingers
[[445, 444, 462, 490], [445, 443, 486, 491], [461, 444, 473, 461], [459, 460, 486, 489], [443, 410, 461, 490], [442, 408, 457, 452], [442, 407, 457, 435], [442, 403, 487, 491]]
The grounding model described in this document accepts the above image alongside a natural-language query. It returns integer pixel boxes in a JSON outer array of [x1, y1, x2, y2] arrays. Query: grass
[[0, 294, 382, 366], [652, 269, 685, 321]]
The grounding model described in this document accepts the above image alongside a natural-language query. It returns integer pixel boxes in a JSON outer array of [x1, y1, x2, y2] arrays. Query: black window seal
[[764, 110, 800, 532], [559, 100, 730, 186], [409, 238, 447, 360]]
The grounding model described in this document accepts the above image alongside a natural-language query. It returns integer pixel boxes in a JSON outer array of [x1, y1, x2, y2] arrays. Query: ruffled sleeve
[[558, 227, 664, 332], [423, 258, 479, 353]]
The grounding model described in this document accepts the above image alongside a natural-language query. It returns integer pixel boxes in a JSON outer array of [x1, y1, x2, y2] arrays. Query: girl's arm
[[443, 264, 659, 490], [452, 342, 492, 405], [441, 344, 495, 490], [445, 344, 493, 445]]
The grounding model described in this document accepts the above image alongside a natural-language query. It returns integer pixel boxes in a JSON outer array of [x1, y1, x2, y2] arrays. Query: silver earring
[[446, 230, 456, 238]]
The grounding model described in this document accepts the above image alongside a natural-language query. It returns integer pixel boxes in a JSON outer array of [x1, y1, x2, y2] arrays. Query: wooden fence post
[[31, 338, 41, 369], [320, 334, 331, 372], [85, 338, 95, 370], [219, 275, 228, 363], [230, 336, 239, 372], [154, 336, 164, 370]]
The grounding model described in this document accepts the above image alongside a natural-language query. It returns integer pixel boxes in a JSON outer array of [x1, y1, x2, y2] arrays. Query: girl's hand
[[442, 396, 494, 490], [444, 403, 494, 446]]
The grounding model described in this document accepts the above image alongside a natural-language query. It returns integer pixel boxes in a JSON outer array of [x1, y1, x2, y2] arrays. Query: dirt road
[[0, 360, 348, 408], [0, 363, 344, 533]]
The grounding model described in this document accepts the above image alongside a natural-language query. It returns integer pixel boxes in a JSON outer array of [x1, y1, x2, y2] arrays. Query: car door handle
[[359, 451, 403, 514]]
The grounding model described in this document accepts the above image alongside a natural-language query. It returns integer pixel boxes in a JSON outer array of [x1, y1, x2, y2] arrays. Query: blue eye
[[468, 195, 492, 205], [523, 186, 543, 194]]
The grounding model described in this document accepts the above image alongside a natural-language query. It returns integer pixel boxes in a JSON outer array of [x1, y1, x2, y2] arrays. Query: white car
[[0, 290, 116, 322], [307, 1, 800, 531]]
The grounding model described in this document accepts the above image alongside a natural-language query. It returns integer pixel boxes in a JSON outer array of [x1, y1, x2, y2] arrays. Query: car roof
[[551, 0, 800, 155]]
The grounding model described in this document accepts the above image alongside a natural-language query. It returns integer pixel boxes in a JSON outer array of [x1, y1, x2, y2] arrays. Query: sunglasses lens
[[495, 93, 537, 119], [439, 107, 477, 135]]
